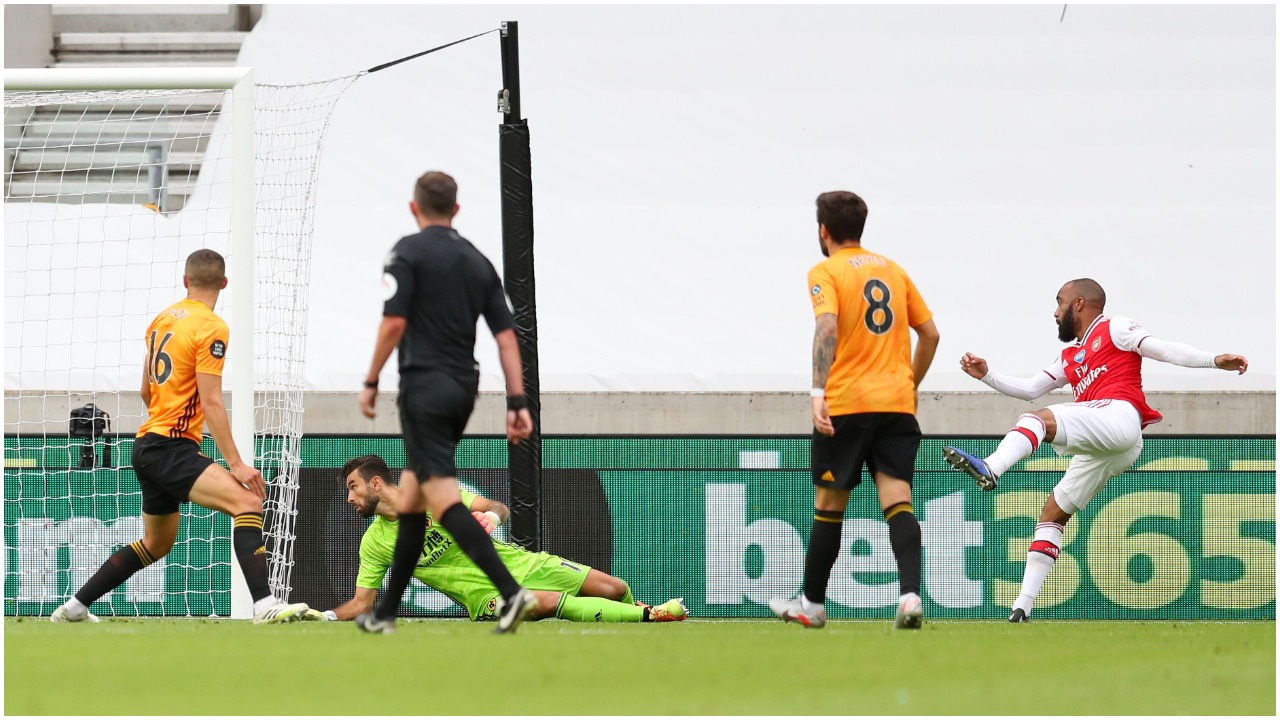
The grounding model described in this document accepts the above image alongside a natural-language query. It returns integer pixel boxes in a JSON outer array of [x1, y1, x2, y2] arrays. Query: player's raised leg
[[188, 464, 309, 623], [944, 410, 1054, 491], [52, 512, 179, 623]]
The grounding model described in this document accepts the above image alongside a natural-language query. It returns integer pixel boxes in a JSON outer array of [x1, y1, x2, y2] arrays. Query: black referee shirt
[[381, 226, 515, 379]]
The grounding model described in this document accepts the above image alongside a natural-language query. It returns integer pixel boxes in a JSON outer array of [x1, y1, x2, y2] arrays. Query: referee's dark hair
[[414, 171, 458, 217], [341, 454, 394, 485], [815, 191, 868, 243]]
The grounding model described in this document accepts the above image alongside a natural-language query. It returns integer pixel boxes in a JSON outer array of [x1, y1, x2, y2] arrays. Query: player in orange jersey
[[769, 191, 940, 630], [51, 249, 311, 624]]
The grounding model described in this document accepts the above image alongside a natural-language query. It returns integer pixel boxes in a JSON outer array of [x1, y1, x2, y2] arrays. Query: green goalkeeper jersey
[[355, 490, 543, 619]]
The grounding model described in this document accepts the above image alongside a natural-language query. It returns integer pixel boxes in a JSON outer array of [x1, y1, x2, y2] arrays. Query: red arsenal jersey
[[1056, 315, 1163, 427]]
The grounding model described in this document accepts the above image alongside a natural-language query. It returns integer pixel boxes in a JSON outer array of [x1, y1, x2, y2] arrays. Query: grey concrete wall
[[5, 391, 1274, 437], [4, 5, 53, 68]]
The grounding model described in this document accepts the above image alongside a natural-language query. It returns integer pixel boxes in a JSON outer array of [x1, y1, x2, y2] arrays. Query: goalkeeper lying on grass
[[303, 454, 687, 626]]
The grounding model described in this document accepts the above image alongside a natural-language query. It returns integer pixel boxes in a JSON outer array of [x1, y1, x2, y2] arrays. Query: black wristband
[[363, 380, 378, 390], [506, 394, 528, 411]]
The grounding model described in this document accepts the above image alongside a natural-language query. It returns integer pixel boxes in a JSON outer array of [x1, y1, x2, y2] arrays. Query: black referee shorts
[[132, 432, 215, 515], [812, 412, 922, 491], [397, 370, 478, 479]]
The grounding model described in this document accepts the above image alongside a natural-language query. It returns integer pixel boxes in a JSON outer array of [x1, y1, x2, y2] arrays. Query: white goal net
[[4, 69, 358, 617]]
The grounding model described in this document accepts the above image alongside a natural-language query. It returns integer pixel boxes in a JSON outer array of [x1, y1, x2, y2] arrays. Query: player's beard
[[1057, 305, 1077, 342], [355, 493, 379, 518], [819, 234, 829, 257]]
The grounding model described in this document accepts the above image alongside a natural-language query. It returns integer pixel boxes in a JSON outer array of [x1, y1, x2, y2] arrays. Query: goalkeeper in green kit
[[303, 454, 687, 626]]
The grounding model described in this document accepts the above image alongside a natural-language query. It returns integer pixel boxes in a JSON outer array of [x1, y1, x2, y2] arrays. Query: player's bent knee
[[142, 537, 176, 559], [227, 493, 263, 518], [605, 576, 628, 601], [1035, 408, 1059, 440]]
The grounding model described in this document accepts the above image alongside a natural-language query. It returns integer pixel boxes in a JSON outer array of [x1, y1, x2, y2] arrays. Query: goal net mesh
[[4, 74, 359, 616]]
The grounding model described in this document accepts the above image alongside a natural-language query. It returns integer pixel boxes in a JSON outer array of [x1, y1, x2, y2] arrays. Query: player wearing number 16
[[769, 191, 940, 630], [50, 250, 311, 625]]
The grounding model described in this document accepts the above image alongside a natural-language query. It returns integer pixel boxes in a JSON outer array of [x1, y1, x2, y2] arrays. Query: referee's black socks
[[438, 502, 522, 601], [884, 502, 922, 597], [376, 511, 426, 620]]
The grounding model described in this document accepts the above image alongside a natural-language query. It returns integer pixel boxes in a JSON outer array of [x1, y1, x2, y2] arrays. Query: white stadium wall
[[7, 4, 1276, 397]]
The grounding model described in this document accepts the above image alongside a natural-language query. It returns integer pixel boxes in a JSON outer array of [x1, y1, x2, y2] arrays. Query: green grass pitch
[[5, 617, 1274, 715]]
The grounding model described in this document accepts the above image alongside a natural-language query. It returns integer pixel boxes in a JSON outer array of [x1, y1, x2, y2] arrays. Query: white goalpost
[[4, 67, 357, 618]]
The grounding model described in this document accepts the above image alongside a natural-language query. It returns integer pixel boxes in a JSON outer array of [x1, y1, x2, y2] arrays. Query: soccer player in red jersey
[[943, 278, 1248, 622]]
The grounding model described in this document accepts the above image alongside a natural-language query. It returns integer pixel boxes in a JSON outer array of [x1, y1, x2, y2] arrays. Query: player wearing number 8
[[941, 278, 1249, 622], [770, 191, 940, 630], [50, 250, 311, 626]]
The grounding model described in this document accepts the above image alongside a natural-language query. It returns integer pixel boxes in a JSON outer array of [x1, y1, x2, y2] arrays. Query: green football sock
[[555, 594, 646, 623], [619, 582, 634, 605]]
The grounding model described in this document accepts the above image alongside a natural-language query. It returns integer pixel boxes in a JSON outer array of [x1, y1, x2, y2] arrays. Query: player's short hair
[[815, 191, 868, 243], [341, 454, 393, 485], [414, 171, 458, 217], [184, 249, 226, 290], [1066, 278, 1106, 310]]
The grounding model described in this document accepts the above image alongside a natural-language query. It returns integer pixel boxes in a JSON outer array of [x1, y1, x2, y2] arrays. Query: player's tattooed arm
[[812, 313, 838, 389]]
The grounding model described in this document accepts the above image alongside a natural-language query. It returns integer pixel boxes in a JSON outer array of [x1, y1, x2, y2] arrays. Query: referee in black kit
[[355, 170, 536, 635]]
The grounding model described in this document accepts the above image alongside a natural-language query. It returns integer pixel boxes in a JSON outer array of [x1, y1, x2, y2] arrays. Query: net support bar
[[228, 68, 256, 620], [5, 67, 254, 91]]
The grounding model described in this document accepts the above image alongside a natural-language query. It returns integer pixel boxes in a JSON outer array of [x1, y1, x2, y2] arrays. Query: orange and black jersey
[[137, 298, 229, 443], [808, 246, 932, 416]]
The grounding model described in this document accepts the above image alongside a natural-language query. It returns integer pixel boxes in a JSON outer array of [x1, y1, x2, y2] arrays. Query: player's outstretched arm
[[1113, 319, 1247, 374], [316, 587, 376, 621], [964, 354, 1067, 401]]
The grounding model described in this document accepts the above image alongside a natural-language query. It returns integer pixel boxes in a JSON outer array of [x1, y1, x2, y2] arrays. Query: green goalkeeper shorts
[[472, 552, 593, 622]]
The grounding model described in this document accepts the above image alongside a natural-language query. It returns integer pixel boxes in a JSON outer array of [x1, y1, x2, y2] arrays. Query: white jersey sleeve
[[1111, 315, 1217, 367], [1108, 316, 1148, 352], [980, 358, 1068, 401]]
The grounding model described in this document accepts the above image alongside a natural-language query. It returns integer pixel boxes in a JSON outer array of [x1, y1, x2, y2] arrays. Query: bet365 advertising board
[[5, 435, 1274, 619]]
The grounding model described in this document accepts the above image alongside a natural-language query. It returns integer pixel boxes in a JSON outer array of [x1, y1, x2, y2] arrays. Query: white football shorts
[[1045, 399, 1144, 514]]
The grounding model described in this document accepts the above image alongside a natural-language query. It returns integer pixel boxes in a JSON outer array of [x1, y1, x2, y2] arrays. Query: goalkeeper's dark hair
[[414, 170, 457, 217], [185, 249, 226, 289], [341, 454, 394, 485], [815, 191, 868, 243]]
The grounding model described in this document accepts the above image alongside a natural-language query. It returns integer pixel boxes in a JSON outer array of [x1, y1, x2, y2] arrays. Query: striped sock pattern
[[232, 513, 272, 602]]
